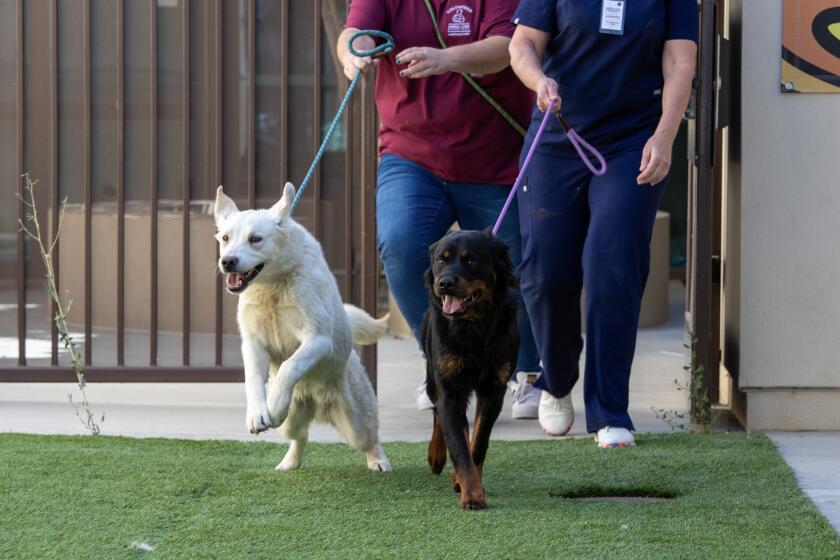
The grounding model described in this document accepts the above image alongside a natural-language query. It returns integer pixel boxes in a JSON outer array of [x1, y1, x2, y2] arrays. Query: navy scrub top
[[513, 0, 698, 157]]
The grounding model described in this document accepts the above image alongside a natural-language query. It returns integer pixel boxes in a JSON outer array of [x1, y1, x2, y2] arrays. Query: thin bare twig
[[18, 173, 103, 435]]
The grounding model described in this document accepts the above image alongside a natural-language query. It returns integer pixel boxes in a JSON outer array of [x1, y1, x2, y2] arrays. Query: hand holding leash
[[347, 29, 395, 60], [293, 30, 395, 214], [491, 99, 607, 236], [536, 77, 562, 113]]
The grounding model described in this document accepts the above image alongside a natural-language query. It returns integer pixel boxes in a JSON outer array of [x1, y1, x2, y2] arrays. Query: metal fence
[[0, 0, 381, 386]]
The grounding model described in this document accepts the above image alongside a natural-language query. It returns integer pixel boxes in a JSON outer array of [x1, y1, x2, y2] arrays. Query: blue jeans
[[376, 153, 541, 374], [517, 135, 667, 433]]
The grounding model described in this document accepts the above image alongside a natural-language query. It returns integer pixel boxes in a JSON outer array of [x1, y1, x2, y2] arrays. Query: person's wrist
[[655, 115, 682, 143], [439, 49, 456, 73], [340, 49, 354, 68], [653, 127, 677, 145]]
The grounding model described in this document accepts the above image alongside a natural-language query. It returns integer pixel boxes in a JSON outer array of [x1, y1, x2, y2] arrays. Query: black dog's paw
[[460, 497, 488, 510]]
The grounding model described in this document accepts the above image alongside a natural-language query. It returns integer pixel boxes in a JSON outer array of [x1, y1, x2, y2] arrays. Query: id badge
[[599, 0, 625, 35]]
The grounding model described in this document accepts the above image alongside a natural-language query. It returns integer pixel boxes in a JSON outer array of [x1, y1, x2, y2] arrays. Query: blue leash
[[289, 30, 395, 213]]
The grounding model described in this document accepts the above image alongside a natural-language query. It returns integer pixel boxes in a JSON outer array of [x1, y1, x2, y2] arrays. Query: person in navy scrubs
[[509, 0, 698, 447]]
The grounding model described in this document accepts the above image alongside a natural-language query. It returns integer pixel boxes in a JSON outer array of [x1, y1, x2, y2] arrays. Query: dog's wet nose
[[438, 276, 456, 291], [220, 256, 239, 272]]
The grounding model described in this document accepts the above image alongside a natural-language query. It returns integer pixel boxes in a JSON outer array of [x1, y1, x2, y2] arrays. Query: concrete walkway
[[768, 432, 840, 533], [0, 327, 688, 442], [0, 284, 689, 442]]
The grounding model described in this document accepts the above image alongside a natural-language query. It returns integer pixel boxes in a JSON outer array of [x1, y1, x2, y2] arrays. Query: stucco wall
[[739, 2, 840, 404]]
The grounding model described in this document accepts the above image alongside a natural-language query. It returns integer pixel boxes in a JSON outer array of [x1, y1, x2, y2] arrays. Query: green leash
[[420, 0, 526, 137], [290, 30, 394, 213]]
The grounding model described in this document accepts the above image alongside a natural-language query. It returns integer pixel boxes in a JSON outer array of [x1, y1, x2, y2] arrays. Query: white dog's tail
[[344, 304, 390, 345]]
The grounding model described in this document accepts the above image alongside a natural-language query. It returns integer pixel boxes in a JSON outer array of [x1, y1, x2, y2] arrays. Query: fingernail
[[399, 71, 405, 77], [396, 57, 401, 64]]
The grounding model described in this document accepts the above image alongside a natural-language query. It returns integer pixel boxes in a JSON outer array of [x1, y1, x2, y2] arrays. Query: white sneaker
[[538, 391, 574, 436], [596, 426, 635, 448], [415, 382, 435, 410], [510, 371, 541, 419]]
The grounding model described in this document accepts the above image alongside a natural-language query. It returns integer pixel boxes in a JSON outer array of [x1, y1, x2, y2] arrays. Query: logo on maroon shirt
[[446, 5, 473, 37]]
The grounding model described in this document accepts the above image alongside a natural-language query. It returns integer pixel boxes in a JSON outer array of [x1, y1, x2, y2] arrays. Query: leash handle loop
[[567, 128, 607, 176], [348, 29, 395, 59], [557, 114, 607, 176]]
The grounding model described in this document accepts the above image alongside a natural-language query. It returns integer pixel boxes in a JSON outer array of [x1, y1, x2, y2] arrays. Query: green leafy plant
[[684, 332, 711, 429], [653, 333, 711, 431], [17, 174, 103, 435], [651, 385, 688, 431]]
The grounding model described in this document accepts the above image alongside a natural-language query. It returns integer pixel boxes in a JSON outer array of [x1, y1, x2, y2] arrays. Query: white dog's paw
[[245, 406, 272, 434], [276, 444, 304, 471], [366, 446, 391, 472], [275, 455, 302, 471]]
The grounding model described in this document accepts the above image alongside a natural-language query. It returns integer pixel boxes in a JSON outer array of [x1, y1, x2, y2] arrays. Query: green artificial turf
[[1, 432, 838, 559]]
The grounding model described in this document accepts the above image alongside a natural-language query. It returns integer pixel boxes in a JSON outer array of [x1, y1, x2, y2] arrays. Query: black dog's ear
[[428, 229, 455, 260], [424, 266, 435, 290], [427, 239, 439, 261], [491, 236, 518, 291], [424, 266, 442, 309], [425, 240, 440, 295]]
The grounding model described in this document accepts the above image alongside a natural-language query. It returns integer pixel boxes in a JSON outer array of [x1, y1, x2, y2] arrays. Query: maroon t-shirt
[[346, 0, 534, 185]]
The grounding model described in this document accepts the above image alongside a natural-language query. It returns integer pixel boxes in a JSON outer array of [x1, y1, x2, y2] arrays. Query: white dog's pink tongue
[[442, 295, 463, 314], [226, 273, 244, 290]]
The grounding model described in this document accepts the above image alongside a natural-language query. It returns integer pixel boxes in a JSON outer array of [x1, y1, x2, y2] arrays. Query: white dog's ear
[[269, 182, 296, 220], [214, 186, 239, 226]]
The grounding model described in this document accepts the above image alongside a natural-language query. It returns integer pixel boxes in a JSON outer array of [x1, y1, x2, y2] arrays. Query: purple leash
[[491, 99, 607, 236]]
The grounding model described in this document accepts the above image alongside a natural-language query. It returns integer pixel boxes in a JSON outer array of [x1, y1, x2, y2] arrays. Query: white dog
[[214, 183, 390, 472]]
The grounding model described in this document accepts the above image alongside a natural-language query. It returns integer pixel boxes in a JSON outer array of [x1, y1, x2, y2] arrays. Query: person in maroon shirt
[[337, 0, 542, 418]]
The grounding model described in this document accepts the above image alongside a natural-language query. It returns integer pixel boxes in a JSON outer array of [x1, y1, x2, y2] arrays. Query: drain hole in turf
[[550, 488, 679, 503]]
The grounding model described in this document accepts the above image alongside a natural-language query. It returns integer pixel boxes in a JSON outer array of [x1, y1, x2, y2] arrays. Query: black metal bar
[[182, 0, 191, 366], [693, 0, 718, 415], [246, 0, 255, 208], [16, 0, 25, 366], [49, 0, 59, 366], [359, 77, 377, 390], [280, 0, 288, 184], [83, 0, 92, 366], [313, 0, 322, 236], [150, 0, 158, 366], [214, 0, 223, 366], [116, 0, 126, 366], [343, 90, 353, 299], [0, 367, 244, 383]]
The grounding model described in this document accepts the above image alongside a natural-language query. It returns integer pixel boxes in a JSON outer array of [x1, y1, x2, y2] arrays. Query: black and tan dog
[[421, 229, 519, 510]]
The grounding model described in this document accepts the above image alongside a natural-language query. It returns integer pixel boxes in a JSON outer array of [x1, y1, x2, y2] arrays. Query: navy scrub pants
[[517, 137, 667, 433]]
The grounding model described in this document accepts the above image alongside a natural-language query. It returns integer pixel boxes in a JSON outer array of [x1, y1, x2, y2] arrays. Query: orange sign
[[781, 0, 840, 93]]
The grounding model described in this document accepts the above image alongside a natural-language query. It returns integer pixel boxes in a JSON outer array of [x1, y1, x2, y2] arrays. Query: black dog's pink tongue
[[442, 295, 463, 314], [226, 272, 245, 290]]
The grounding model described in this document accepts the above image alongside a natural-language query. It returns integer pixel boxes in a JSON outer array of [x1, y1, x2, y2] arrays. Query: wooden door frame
[[689, 0, 722, 416]]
